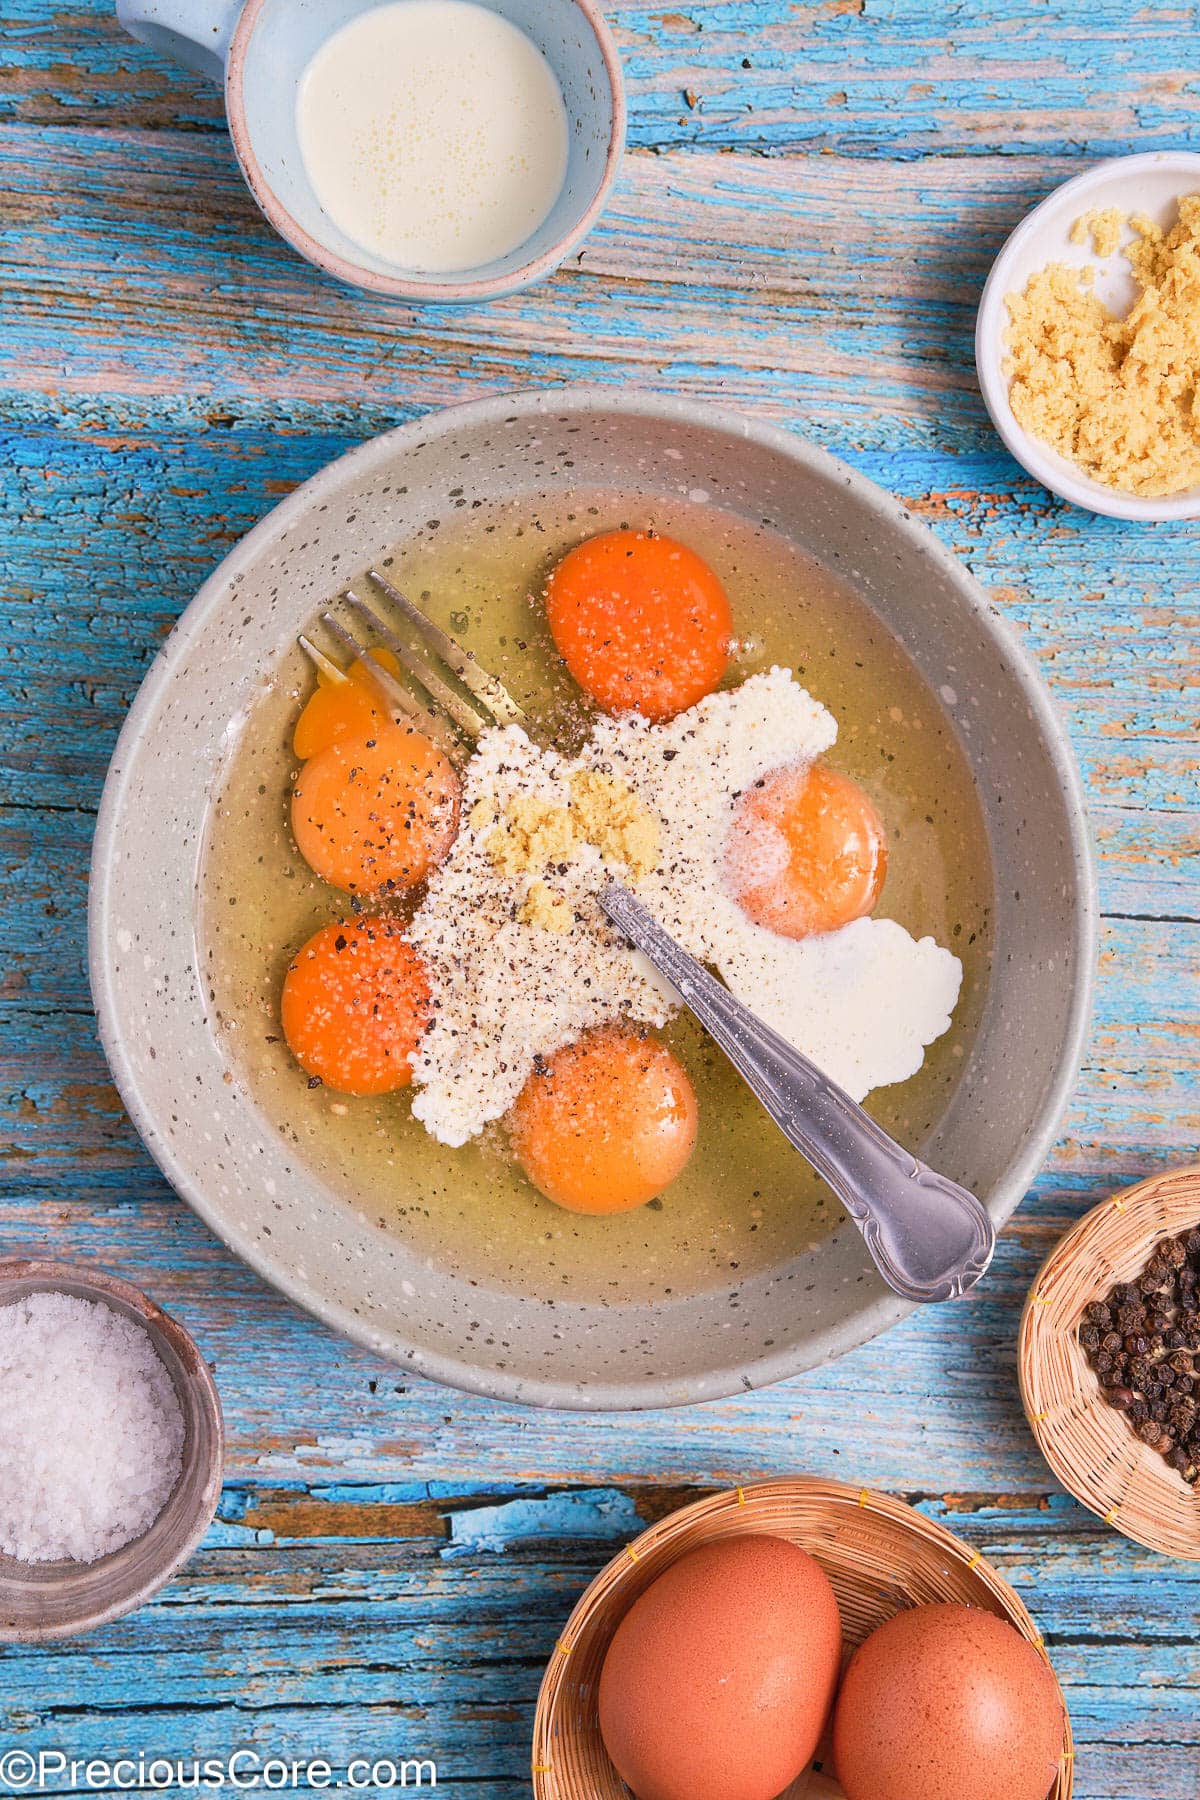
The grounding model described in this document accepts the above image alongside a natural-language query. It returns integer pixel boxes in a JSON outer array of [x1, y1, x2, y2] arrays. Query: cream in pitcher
[[296, 0, 570, 274], [114, 0, 623, 301]]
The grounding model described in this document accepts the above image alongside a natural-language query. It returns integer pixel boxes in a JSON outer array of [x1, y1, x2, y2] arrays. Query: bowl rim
[[88, 386, 1099, 1410], [975, 150, 1200, 522], [224, 0, 627, 303], [0, 1257, 224, 1640]]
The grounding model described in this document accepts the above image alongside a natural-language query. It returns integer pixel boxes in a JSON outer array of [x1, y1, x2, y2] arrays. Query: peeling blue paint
[[443, 1488, 644, 1556]]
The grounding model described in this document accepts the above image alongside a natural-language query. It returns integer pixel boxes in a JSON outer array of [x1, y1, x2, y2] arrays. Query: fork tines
[[368, 570, 526, 728], [302, 570, 528, 767]]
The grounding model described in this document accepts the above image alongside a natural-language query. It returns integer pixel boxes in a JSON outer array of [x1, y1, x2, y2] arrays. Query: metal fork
[[298, 568, 527, 765], [299, 576, 996, 1305], [599, 881, 996, 1304]]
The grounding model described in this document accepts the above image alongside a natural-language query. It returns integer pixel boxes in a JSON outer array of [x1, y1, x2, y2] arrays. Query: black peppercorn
[[1077, 1227, 1200, 1482]]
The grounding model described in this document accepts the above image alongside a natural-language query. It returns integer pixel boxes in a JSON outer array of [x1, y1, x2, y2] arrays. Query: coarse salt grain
[[0, 1291, 185, 1563]]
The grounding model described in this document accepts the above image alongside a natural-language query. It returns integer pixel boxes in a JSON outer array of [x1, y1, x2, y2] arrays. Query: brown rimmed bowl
[[0, 1259, 224, 1641], [1020, 1164, 1200, 1559], [531, 1476, 1073, 1798]]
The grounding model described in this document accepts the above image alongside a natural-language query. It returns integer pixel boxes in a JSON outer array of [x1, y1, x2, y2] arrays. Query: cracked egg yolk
[[281, 916, 431, 1097], [291, 723, 461, 896], [509, 1027, 698, 1215], [546, 529, 732, 721], [725, 762, 887, 940]]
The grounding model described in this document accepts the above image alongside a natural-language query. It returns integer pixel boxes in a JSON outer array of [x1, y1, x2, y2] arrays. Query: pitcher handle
[[115, 0, 243, 84]]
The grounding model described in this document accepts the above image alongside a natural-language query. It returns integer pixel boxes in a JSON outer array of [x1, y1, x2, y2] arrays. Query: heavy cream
[[296, 0, 569, 274]]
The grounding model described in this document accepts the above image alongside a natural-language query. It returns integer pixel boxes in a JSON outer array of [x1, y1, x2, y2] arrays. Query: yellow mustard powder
[[1004, 194, 1200, 496], [485, 794, 578, 877], [1069, 206, 1125, 258], [482, 771, 661, 920], [517, 880, 573, 932], [567, 770, 661, 881]]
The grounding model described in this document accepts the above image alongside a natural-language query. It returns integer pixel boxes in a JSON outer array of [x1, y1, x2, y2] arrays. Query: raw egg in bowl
[[89, 390, 1096, 1408]]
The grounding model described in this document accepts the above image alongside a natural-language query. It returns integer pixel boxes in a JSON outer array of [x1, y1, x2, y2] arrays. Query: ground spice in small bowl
[[1079, 1228, 1200, 1483], [0, 1290, 185, 1563], [1005, 195, 1200, 497]]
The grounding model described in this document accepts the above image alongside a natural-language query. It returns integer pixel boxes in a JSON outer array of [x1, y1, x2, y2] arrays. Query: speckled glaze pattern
[[88, 390, 1098, 1411], [0, 1260, 224, 1641]]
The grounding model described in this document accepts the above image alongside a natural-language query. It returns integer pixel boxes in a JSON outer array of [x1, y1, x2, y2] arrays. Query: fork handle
[[599, 882, 995, 1304]]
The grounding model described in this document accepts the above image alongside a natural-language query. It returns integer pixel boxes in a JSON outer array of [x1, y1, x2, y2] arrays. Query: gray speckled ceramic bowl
[[0, 1260, 223, 1641], [89, 390, 1097, 1410]]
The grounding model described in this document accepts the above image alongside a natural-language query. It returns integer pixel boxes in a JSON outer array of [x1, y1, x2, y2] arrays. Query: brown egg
[[597, 1533, 842, 1800], [832, 1602, 1064, 1800]]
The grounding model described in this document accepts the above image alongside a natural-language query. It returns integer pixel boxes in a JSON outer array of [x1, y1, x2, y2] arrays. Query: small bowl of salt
[[0, 1259, 223, 1640]]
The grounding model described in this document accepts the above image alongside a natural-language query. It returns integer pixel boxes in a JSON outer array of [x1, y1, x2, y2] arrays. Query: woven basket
[[1020, 1162, 1200, 1560], [531, 1476, 1072, 1799]]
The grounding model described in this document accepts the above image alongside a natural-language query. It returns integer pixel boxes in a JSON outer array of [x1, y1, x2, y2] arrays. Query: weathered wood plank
[[7, 0, 1200, 160], [0, 132, 1109, 430], [0, 1489, 1193, 1796], [0, 1092, 1195, 1504]]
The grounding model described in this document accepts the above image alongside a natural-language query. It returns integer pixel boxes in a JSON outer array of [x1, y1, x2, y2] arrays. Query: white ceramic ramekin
[[976, 151, 1200, 522]]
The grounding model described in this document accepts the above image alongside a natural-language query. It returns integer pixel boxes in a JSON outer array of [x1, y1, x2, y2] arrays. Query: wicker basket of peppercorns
[[1019, 1164, 1200, 1559]]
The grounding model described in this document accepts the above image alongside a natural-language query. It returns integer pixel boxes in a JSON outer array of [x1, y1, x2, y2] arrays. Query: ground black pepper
[[1080, 1228, 1200, 1484]]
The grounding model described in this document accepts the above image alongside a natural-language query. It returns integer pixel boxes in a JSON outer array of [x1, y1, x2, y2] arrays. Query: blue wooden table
[[3, 2, 1200, 1794]]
